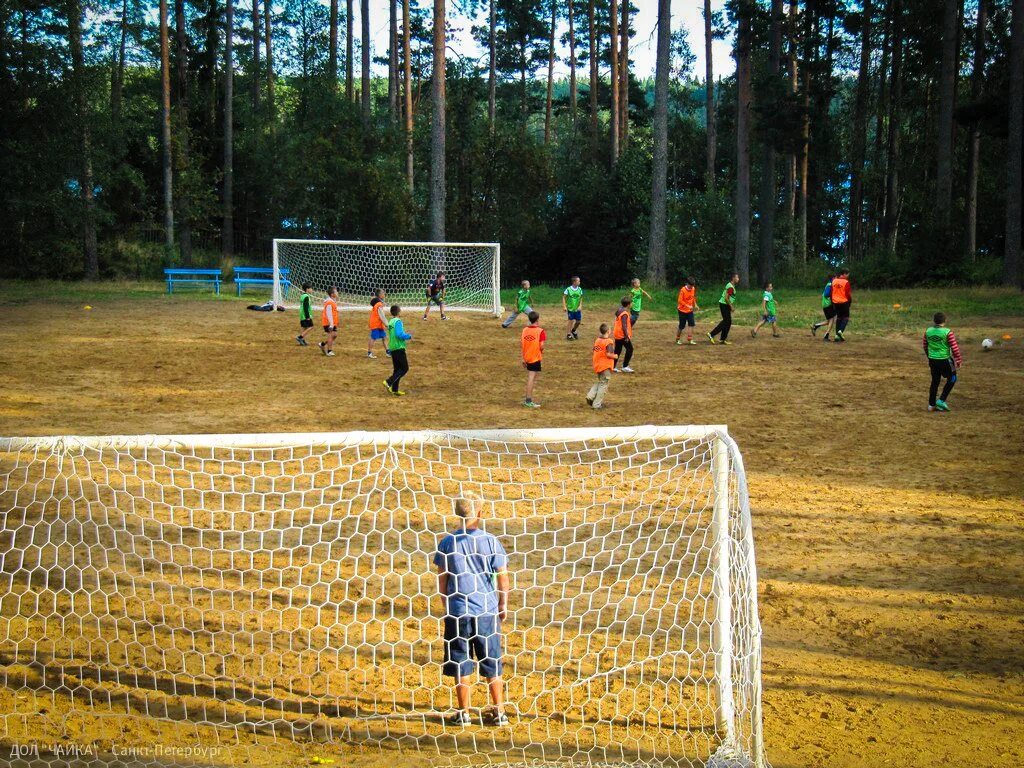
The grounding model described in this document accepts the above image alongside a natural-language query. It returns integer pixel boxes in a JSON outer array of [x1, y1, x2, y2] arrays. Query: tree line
[[1, 0, 1021, 288]]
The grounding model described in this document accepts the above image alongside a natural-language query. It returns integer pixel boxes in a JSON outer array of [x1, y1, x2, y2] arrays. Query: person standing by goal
[[367, 288, 389, 359], [434, 492, 510, 727], [424, 271, 448, 321]]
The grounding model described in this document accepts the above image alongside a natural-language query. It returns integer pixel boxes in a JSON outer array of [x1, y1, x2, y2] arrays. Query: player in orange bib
[[520, 311, 546, 408], [319, 286, 339, 357], [612, 297, 634, 373], [830, 268, 852, 342], [367, 288, 389, 359], [586, 323, 618, 409], [675, 277, 699, 346]]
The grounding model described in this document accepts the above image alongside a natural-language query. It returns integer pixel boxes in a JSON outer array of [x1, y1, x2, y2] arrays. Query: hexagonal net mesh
[[0, 427, 767, 768], [272, 240, 501, 314]]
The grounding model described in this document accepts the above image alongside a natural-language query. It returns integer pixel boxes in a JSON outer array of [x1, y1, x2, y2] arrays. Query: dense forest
[[1, 0, 1021, 287]]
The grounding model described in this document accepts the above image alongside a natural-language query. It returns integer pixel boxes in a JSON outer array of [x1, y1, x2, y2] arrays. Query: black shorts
[[323, 325, 337, 333], [300, 319, 314, 328], [678, 311, 695, 328], [833, 302, 850, 319], [822, 304, 836, 320], [525, 361, 542, 372]]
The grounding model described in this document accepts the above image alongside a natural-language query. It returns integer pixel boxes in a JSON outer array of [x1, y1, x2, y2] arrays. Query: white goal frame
[[0, 425, 767, 768], [272, 239, 502, 315]]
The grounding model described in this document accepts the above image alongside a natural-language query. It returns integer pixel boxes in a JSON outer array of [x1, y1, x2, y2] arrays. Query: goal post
[[272, 239, 502, 315], [0, 425, 767, 768]]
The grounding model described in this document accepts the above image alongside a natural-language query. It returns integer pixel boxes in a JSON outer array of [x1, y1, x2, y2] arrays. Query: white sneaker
[[613, 368, 622, 373], [367, 352, 376, 359], [326, 350, 336, 357], [622, 366, 635, 373]]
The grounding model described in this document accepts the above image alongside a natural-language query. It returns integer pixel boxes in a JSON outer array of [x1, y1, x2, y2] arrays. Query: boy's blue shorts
[[567, 310, 582, 321], [762, 314, 777, 323], [443, 615, 503, 678], [370, 329, 387, 340]]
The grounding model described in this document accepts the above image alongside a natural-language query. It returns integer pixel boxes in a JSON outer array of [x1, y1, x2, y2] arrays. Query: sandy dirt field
[[0, 294, 1022, 768]]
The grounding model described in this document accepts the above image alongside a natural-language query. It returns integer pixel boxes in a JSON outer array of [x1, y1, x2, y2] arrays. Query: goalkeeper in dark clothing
[[923, 312, 963, 412]]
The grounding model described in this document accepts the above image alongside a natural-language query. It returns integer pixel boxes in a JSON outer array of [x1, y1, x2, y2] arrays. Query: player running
[[520, 311, 545, 408], [384, 304, 413, 395], [424, 271, 448, 320], [613, 297, 635, 373], [502, 280, 534, 328], [587, 323, 617, 409], [629, 278, 653, 325], [811, 273, 836, 340], [923, 312, 963, 412], [675, 277, 699, 345], [751, 282, 781, 338], [562, 276, 584, 340], [830, 269, 852, 342], [368, 288, 390, 358], [319, 286, 339, 357], [296, 282, 314, 346], [707, 273, 739, 345]]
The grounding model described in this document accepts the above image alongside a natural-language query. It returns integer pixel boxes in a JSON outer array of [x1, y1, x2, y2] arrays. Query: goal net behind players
[[0, 426, 767, 768], [272, 240, 501, 315]]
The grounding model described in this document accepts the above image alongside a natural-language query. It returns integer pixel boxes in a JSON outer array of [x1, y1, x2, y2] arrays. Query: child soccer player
[[923, 312, 962, 412], [613, 297, 635, 373], [367, 288, 389, 358], [675, 277, 699, 345], [502, 280, 534, 328], [520, 311, 545, 408], [296, 282, 314, 346], [384, 304, 413, 395], [751, 282, 781, 338], [319, 286, 339, 357], [811, 273, 836, 340], [830, 269, 852, 342], [629, 278, 653, 325], [587, 323, 617, 409], [563, 276, 584, 340], [707, 273, 739, 345], [423, 271, 448, 320]]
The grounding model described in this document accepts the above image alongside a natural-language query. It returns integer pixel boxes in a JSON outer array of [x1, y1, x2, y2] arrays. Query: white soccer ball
[[982, 338, 994, 350]]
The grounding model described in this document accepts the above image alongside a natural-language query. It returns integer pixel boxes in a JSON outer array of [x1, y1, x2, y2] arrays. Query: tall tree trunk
[[389, 0, 398, 119], [404, 0, 413, 191], [111, 0, 128, 124], [175, 0, 193, 264], [883, 0, 903, 256], [872, 5, 890, 232], [609, 0, 619, 164], [264, 0, 275, 117], [345, 0, 354, 101], [1005, 0, 1023, 286], [757, 0, 783, 284], [619, 0, 629, 148], [223, 0, 234, 258], [704, 0, 715, 187], [488, 0, 496, 130], [647, 0, 671, 286], [67, 0, 99, 277], [251, 0, 260, 110], [847, 0, 871, 261], [430, 0, 446, 241], [964, 0, 987, 259], [204, 0, 219, 139], [935, 0, 960, 226], [784, 0, 798, 248], [159, 0, 175, 254], [361, 0, 370, 122], [734, 1, 752, 287], [329, 0, 339, 86], [796, 1, 812, 265], [588, 0, 598, 143], [568, 0, 577, 120], [544, 0, 556, 144]]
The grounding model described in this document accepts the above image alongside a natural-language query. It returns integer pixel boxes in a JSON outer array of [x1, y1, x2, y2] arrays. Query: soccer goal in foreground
[[272, 239, 501, 315], [0, 426, 767, 768]]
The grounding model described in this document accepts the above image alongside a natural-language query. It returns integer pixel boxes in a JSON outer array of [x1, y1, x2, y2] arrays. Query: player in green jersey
[[923, 312, 963, 411], [629, 278, 653, 325], [295, 283, 314, 346], [502, 280, 534, 328], [707, 273, 740, 345], [751, 282, 781, 338], [562, 276, 584, 340]]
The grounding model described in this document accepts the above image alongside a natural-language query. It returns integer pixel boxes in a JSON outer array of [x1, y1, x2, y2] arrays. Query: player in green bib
[[502, 280, 534, 328], [751, 282, 780, 338], [562, 276, 584, 340], [922, 312, 962, 411], [383, 305, 414, 396], [707, 273, 740, 344], [295, 282, 314, 346], [811, 274, 837, 339], [629, 278, 653, 324]]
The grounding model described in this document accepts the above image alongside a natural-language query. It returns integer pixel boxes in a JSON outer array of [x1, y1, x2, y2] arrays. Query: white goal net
[[272, 240, 501, 315], [0, 426, 767, 768]]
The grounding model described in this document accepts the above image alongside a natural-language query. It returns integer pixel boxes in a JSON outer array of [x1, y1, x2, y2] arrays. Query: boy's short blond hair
[[455, 491, 482, 519]]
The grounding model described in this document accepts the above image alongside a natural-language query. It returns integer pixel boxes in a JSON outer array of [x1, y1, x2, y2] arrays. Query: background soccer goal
[[272, 240, 501, 315], [0, 426, 767, 768]]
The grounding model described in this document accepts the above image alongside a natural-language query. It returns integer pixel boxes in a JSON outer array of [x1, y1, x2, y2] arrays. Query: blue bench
[[233, 266, 290, 296], [164, 268, 222, 294]]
